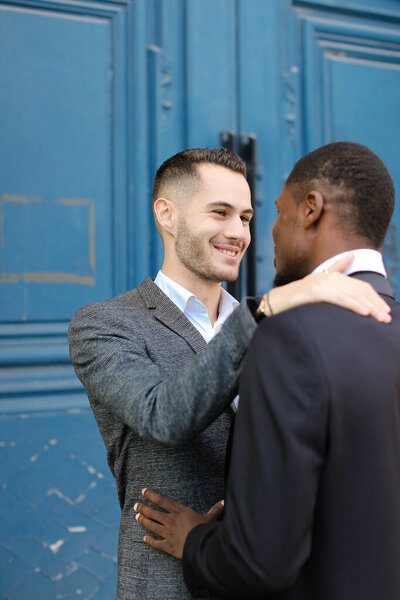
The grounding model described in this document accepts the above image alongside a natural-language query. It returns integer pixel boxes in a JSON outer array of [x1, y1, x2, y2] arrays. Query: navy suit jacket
[[183, 273, 400, 599]]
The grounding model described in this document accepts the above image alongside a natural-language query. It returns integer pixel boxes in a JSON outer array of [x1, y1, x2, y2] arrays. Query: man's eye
[[213, 210, 226, 216], [241, 215, 251, 223]]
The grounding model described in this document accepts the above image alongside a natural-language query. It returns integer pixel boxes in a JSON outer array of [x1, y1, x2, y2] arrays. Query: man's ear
[[302, 190, 324, 229], [153, 197, 177, 234]]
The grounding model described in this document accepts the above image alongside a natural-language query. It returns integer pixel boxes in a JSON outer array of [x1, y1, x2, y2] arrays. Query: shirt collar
[[312, 249, 387, 277], [154, 270, 239, 317], [217, 285, 239, 321], [155, 270, 194, 314]]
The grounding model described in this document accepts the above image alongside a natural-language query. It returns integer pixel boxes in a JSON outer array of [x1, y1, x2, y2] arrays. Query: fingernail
[[380, 314, 391, 323], [141, 487, 147, 496], [133, 503, 138, 512], [135, 513, 140, 522], [221, 500, 224, 506]]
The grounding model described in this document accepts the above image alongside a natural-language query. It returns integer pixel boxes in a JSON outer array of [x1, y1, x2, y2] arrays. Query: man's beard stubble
[[175, 216, 240, 283], [273, 263, 309, 287]]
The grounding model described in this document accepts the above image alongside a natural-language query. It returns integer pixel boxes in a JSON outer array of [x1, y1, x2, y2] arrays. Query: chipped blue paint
[[0, 409, 119, 599], [0, 1, 399, 598]]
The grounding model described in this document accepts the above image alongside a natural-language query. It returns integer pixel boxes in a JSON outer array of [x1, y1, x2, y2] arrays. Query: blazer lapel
[[138, 277, 207, 353], [351, 271, 395, 300]]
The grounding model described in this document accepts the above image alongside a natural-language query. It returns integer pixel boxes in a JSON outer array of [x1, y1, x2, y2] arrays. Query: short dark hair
[[286, 141, 395, 248], [152, 147, 246, 207]]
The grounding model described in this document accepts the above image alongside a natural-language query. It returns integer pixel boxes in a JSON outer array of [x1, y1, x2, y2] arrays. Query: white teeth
[[218, 248, 237, 257]]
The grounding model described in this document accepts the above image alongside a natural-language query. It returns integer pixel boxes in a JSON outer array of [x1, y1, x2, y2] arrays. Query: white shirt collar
[[155, 270, 195, 314], [154, 270, 239, 342], [312, 249, 387, 277]]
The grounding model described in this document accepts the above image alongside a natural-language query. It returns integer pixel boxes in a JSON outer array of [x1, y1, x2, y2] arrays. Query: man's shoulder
[[259, 298, 400, 355], [106, 276, 159, 308], [69, 277, 159, 326], [283, 296, 399, 325]]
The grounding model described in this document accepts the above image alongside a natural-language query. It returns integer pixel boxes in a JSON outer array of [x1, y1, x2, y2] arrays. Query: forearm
[[69, 299, 256, 445]]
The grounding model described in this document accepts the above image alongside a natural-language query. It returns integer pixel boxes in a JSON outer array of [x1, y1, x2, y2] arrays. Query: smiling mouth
[[213, 246, 241, 259]]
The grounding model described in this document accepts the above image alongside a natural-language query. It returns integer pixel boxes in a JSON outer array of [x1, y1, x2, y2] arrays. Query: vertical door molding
[[285, 1, 400, 294]]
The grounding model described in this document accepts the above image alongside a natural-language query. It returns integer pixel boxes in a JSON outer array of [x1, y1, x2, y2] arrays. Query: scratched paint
[[68, 526, 87, 533], [0, 194, 96, 286], [48, 539, 65, 554], [0, 409, 119, 597], [0, 272, 96, 285]]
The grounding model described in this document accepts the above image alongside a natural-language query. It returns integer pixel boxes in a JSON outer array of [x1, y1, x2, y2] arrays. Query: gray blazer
[[68, 277, 257, 599]]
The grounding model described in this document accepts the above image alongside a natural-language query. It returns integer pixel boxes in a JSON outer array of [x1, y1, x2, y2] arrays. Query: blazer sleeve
[[182, 309, 329, 597], [68, 299, 256, 447]]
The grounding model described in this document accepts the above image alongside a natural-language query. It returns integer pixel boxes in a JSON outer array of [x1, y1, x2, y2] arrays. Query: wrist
[[255, 291, 274, 321]]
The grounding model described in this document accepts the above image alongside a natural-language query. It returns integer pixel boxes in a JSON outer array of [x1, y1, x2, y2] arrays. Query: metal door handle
[[220, 131, 257, 298]]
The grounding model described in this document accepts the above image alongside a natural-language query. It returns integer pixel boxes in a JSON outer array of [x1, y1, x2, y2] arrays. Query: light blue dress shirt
[[154, 270, 239, 343]]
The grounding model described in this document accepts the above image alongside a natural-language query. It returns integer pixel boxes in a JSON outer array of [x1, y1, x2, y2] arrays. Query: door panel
[[298, 6, 400, 291], [238, 0, 289, 292], [0, 0, 133, 409], [186, 0, 237, 147], [0, 6, 113, 321], [238, 0, 400, 293]]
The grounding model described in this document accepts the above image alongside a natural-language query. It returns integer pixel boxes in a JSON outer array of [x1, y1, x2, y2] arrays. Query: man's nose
[[224, 216, 250, 243]]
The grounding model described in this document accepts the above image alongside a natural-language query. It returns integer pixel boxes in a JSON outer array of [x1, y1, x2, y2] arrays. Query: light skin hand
[[134, 488, 224, 559], [267, 253, 391, 323]]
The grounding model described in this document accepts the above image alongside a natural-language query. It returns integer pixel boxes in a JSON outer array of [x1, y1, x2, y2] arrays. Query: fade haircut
[[286, 141, 395, 248], [152, 147, 246, 208]]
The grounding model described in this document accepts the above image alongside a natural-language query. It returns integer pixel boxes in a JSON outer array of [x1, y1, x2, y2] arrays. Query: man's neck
[[160, 267, 222, 325], [307, 233, 378, 273]]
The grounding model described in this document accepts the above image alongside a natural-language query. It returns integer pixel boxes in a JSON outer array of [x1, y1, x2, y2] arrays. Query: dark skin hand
[[134, 488, 224, 559]]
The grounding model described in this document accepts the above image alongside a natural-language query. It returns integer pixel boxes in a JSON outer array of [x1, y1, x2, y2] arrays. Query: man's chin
[[195, 267, 239, 284], [223, 271, 240, 283]]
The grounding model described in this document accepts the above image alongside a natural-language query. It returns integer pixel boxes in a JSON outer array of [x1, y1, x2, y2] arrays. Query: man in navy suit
[[135, 141, 400, 600]]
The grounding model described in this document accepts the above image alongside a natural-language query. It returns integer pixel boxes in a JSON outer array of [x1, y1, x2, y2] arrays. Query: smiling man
[[135, 143, 400, 600], [69, 147, 392, 600]]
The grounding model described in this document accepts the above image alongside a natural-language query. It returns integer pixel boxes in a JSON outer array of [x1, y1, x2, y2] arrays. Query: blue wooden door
[[0, 1, 134, 597], [0, 1, 399, 598], [238, 0, 400, 293], [0, 0, 134, 410]]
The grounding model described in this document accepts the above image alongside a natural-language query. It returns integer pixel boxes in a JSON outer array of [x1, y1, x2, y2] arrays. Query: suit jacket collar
[[137, 277, 207, 353], [351, 271, 395, 300]]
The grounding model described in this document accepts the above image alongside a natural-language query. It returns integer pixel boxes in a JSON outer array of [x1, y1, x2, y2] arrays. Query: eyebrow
[[206, 201, 254, 215]]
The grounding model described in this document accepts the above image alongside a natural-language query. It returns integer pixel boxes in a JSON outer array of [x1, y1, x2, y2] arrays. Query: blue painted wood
[[146, 0, 188, 276], [298, 8, 400, 291], [185, 0, 237, 147], [1, 2, 399, 597], [0, 409, 119, 598], [238, 0, 293, 294], [0, 7, 113, 320], [0, 0, 135, 410], [148, 44, 166, 275], [294, 0, 400, 20], [0, 0, 398, 400], [129, 0, 154, 285]]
